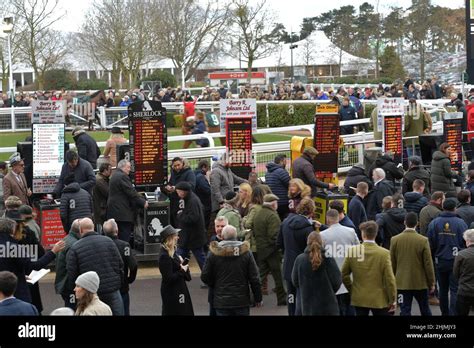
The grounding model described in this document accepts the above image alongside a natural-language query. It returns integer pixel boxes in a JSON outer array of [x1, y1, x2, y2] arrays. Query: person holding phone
[[158, 225, 194, 316]]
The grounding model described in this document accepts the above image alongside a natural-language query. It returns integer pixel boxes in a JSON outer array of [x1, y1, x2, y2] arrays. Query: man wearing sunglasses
[[2, 153, 31, 205]]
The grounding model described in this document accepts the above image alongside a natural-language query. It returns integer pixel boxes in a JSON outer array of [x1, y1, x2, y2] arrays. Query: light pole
[[290, 44, 298, 83], [2, 17, 14, 131]]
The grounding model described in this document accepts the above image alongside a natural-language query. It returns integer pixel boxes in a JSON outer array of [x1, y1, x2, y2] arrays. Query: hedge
[[167, 103, 376, 130]]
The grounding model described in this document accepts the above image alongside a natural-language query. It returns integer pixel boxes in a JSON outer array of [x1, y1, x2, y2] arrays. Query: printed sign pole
[[32, 123, 65, 194], [220, 99, 257, 135], [31, 100, 66, 124]]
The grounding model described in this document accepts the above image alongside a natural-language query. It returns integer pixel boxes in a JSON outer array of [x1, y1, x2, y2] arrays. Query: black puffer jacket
[[74, 132, 101, 169], [265, 162, 290, 205], [430, 151, 457, 197], [344, 165, 373, 196], [376, 208, 406, 249], [201, 240, 262, 309], [60, 183, 93, 233], [369, 155, 404, 184], [66, 232, 124, 296], [404, 192, 429, 215]]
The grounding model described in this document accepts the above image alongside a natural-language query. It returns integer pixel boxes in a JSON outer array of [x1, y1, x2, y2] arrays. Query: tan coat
[[342, 242, 397, 309], [390, 229, 435, 290], [2, 171, 29, 204], [77, 295, 112, 316]]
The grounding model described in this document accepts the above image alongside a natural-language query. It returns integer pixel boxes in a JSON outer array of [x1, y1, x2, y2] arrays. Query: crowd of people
[[0, 75, 459, 110], [1, 118, 474, 316]]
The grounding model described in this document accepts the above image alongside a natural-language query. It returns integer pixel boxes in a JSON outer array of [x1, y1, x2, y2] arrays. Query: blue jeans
[[337, 293, 356, 316], [100, 290, 124, 316], [177, 247, 206, 270], [436, 259, 458, 316], [398, 289, 432, 316], [215, 307, 250, 316], [121, 292, 130, 316]]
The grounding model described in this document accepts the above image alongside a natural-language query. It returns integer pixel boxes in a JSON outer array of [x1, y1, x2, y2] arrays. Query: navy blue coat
[[427, 212, 467, 262], [0, 298, 38, 316], [339, 105, 357, 135], [194, 169, 211, 213], [404, 192, 429, 215], [54, 158, 96, 197], [0, 234, 56, 303], [277, 214, 314, 282], [265, 162, 290, 206], [347, 195, 367, 240], [74, 133, 101, 169]]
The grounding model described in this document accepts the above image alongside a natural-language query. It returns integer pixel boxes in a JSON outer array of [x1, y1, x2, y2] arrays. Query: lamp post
[[290, 44, 298, 83], [2, 17, 14, 131]]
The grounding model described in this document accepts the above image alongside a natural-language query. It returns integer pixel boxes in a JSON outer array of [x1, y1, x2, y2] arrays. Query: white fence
[[0, 99, 453, 133]]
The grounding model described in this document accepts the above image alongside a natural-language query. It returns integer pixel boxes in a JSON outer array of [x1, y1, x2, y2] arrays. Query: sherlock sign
[[128, 101, 168, 188]]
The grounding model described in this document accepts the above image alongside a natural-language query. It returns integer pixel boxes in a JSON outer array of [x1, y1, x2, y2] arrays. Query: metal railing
[[0, 98, 453, 133]]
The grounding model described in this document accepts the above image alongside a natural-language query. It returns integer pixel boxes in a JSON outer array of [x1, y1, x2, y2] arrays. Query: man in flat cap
[[2, 153, 31, 205], [292, 147, 335, 197], [72, 126, 101, 169]]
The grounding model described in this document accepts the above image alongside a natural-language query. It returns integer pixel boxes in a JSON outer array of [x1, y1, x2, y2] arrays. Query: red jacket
[[467, 104, 474, 142], [183, 98, 197, 118]]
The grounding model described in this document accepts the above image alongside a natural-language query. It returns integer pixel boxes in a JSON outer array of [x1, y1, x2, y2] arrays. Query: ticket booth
[[314, 192, 349, 225]]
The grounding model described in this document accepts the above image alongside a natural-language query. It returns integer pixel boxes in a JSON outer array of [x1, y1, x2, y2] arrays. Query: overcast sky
[[54, 0, 465, 33]]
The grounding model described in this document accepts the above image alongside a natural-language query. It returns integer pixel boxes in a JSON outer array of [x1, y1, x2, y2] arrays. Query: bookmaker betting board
[[226, 116, 253, 179], [32, 123, 65, 193], [314, 104, 340, 179], [444, 112, 463, 172], [128, 101, 168, 188], [383, 115, 403, 165]]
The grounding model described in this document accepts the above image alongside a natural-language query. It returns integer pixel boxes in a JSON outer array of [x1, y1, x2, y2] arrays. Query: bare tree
[[230, 0, 281, 83], [299, 37, 315, 69], [77, 0, 155, 89], [12, 0, 69, 90], [150, 0, 229, 85]]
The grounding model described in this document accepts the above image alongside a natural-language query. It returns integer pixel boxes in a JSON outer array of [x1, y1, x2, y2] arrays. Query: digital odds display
[[128, 101, 168, 188]]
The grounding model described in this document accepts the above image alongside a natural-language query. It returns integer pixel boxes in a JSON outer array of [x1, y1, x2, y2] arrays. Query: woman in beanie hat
[[74, 271, 112, 316], [158, 226, 194, 316]]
